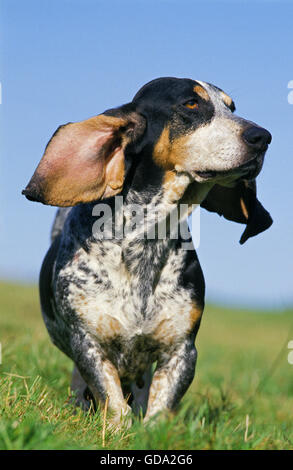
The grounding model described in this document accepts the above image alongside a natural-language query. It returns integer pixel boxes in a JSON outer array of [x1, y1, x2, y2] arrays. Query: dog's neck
[[91, 172, 213, 247], [124, 170, 213, 226], [80, 173, 213, 305], [73, 162, 214, 255]]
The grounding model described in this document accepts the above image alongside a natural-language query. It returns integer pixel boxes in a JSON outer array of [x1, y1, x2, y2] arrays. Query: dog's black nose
[[242, 126, 272, 150]]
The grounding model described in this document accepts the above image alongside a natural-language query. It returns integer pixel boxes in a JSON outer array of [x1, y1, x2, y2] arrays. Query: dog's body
[[23, 77, 272, 424]]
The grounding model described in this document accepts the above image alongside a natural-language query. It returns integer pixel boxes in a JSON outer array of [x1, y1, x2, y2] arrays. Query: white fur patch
[[184, 81, 252, 179]]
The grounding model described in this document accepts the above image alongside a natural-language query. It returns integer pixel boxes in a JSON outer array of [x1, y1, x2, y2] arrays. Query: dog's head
[[23, 77, 272, 243]]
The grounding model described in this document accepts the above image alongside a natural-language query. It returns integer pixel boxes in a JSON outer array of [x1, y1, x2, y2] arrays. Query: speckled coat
[[23, 77, 272, 424]]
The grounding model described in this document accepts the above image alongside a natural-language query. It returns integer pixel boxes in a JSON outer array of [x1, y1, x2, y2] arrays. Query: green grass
[[0, 281, 292, 450]]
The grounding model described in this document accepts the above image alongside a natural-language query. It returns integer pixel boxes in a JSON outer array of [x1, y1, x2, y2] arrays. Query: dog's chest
[[54, 235, 196, 352]]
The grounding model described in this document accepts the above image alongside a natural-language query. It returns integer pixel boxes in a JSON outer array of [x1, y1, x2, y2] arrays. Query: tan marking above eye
[[193, 85, 210, 101], [221, 91, 233, 107]]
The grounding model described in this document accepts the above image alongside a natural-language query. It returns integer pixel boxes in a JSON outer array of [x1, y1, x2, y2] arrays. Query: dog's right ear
[[22, 105, 146, 207], [201, 179, 273, 244]]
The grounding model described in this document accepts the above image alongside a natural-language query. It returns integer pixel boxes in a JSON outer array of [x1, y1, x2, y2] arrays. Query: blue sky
[[0, 0, 292, 308]]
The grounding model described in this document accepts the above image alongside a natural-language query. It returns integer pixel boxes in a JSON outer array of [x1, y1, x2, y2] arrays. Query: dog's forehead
[[197, 80, 235, 111], [133, 77, 234, 111], [133, 77, 196, 103]]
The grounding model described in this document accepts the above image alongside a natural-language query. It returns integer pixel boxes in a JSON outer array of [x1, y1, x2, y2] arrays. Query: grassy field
[[0, 281, 292, 450]]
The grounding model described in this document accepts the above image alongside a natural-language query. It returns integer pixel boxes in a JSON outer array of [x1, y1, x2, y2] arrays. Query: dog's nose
[[242, 126, 272, 150]]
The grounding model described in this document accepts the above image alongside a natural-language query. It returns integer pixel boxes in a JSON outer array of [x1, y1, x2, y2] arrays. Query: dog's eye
[[184, 99, 198, 109]]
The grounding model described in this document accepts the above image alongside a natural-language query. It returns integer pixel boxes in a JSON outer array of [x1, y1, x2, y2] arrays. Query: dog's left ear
[[22, 104, 146, 207], [201, 179, 273, 244]]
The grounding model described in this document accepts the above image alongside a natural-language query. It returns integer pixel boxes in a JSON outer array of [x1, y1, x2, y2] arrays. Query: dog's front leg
[[144, 337, 197, 422], [70, 330, 131, 427]]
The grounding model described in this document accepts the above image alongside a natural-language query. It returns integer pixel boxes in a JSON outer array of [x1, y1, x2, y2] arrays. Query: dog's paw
[[104, 404, 133, 432]]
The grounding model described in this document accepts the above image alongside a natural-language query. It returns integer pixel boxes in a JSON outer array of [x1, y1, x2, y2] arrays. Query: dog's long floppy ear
[[201, 179, 273, 244], [22, 105, 146, 207]]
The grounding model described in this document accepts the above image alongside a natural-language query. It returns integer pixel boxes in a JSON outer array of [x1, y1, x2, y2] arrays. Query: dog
[[22, 77, 272, 425]]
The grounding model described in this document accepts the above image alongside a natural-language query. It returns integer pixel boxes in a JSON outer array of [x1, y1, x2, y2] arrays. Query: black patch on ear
[[239, 199, 273, 244], [201, 181, 273, 244], [104, 102, 146, 148], [22, 173, 47, 203]]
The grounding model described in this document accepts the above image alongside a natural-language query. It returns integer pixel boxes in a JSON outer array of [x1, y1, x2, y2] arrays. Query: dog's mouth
[[194, 153, 265, 183]]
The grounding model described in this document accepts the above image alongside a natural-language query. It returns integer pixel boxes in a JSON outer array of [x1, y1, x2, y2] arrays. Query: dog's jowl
[[23, 77, 272, 425]]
